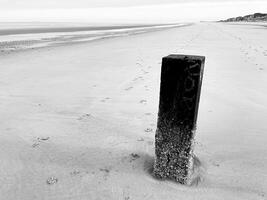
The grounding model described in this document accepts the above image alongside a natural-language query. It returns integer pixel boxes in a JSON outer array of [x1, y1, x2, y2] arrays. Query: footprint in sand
[[99, 168, 110, 173], [121, 153, 141, 163], [144, 85, 149, 89], [144, 128, 153, 133], [132, 76, 143, 81], [141, 69, 149, 74], [130, 153, 140, 162], [101, 97, 111, 102], [144, 113, 151, 116], [99, 167, 112, 180], [209, 159, 220, 167], [77, 113, 91, 120], [139, 100, 147, 104], [32, 144, 39, 148], [70, 170, 81, 176], [123, 187, 131, 200], [46, 176, 58, 185], [39, 137, 49, 141], [136, 62, 143, 67], [212, 162, 220, 167], [32, 137, 50, 148], [259, 68, 264, 71], [125, 86, 133, 91]]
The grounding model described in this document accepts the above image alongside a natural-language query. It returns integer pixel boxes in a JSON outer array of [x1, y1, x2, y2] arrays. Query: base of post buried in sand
[[153, 54, 205, 184]]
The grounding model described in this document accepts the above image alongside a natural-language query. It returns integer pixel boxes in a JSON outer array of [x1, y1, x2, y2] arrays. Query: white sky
[[0, 0, 266, 23]]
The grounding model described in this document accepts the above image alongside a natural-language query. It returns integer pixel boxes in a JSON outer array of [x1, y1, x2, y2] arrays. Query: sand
[[0, 22, 267, 199]]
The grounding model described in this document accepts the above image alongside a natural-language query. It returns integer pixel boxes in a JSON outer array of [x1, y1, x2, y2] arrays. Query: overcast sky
[[0, 0, 266, 23]]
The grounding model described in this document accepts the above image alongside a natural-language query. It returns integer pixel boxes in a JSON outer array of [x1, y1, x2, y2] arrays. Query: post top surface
[[164, 54, 205, 61]]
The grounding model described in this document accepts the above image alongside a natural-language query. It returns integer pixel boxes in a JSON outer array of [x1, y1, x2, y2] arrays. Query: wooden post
[[154, 54, 205, 184]]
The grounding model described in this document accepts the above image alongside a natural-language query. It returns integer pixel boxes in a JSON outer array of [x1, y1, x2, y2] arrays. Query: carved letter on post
[[154, 54, 205, 184]]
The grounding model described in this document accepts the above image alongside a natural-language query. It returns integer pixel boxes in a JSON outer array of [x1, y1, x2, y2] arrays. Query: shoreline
[[0, 23, 191, 53], [0, 23, 187, 36]]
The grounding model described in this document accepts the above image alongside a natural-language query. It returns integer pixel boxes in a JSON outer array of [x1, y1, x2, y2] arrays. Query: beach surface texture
[[0, 22, 267, 199]]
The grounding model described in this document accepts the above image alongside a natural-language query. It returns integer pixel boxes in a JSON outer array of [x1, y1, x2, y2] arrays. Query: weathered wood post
[[154, 54, 205, 184]]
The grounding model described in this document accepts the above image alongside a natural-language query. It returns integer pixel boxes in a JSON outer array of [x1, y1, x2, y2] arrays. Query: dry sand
[[0, 22, 267, 199]]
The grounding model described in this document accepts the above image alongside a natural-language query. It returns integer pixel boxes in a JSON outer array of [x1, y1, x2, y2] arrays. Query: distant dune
[[220, 13, 267, 22]]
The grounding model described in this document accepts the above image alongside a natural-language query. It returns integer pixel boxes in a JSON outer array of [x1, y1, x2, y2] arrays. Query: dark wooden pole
[[154, 54, 205, 184]]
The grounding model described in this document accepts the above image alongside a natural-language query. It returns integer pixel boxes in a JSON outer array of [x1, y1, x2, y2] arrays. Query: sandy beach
[[0, 22, 267, 199]]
